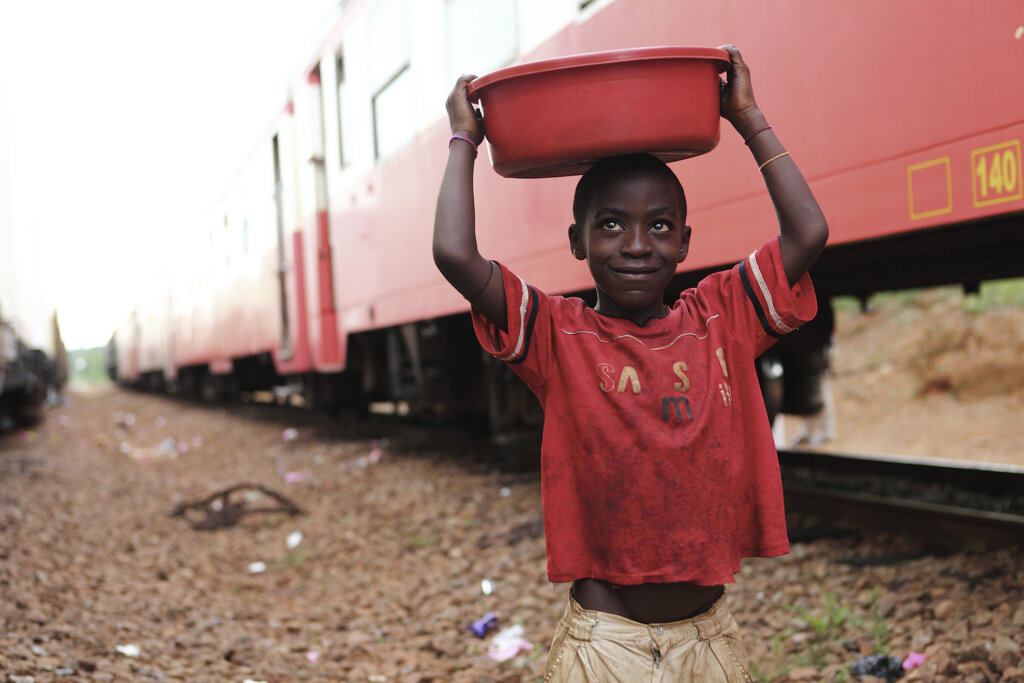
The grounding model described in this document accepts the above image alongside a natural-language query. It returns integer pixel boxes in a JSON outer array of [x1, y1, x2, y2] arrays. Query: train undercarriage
[[0, 321, 65, 429], [111, 212, 1024, 446]]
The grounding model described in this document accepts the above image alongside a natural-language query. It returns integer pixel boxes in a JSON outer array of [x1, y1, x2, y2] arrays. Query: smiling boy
[[434, 45, 828, 682]]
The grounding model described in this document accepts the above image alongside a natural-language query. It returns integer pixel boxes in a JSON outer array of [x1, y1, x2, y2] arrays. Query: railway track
[[307, 417, 1024, 547], [778, 448, 1024, 546], [101, 390, 1024, 547]]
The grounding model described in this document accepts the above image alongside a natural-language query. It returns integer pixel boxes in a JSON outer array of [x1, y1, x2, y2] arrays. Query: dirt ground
[[2, 293, 1023, 682], [783, 289, 1024, 467]]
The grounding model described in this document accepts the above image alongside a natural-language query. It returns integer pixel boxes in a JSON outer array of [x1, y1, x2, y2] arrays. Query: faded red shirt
[[472, 237, 817, 586]]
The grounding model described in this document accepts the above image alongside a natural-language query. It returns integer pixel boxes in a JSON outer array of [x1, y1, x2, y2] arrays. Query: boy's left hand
[[718, 44, 760, 129]]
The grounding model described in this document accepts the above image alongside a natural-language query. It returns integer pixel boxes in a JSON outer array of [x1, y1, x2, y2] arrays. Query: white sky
[[0, 0, 339, 350]]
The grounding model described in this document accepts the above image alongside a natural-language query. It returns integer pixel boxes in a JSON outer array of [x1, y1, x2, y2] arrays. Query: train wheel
[[302, 373, 340, 415], [481, 352, 542, 468], [200, 373, 231, 404]]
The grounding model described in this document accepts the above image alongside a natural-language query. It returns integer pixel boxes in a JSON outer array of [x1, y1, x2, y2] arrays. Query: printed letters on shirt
[[595, 347, 732, 423]]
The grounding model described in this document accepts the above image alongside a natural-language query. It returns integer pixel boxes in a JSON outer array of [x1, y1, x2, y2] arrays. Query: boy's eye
[[599, 220, 623, 231], [650, 221, 671, 233]]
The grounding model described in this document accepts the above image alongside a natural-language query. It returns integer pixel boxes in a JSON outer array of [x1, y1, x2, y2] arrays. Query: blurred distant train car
[[1, 87, 66, 428], [112, 0, 1024, 435]]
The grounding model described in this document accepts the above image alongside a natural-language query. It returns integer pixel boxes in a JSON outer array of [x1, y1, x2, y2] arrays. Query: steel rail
[[777, 448, 1024, 545]]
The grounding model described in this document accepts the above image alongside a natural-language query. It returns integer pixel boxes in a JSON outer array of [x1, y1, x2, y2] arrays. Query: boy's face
[[569, 167, 691, 323]]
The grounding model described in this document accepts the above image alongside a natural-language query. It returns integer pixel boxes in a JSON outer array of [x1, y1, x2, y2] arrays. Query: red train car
[[113, 0, 1024, 432]]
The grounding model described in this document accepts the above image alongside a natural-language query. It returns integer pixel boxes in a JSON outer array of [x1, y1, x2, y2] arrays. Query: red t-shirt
[[472, 237, 817, 586]]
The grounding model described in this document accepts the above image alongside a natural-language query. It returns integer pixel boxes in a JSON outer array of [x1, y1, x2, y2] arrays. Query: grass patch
[[751, 591, 895, 682], [68, 346, 110, 384], [832, 277, 1024, 317], [970, 277, 1024, 311]]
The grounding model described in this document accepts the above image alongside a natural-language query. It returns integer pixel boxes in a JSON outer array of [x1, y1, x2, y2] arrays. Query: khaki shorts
[[544, 591, 753, 682]]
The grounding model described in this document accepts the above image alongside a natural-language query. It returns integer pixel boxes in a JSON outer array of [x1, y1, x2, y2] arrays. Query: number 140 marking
[[972, 141, 1023, 207]]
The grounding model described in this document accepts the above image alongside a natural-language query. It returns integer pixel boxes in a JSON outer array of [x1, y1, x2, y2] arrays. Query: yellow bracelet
[[758, 151, 790, 171]]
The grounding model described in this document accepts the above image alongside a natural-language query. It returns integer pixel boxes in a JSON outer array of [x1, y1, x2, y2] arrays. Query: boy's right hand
[[446, 75, 485, 145]]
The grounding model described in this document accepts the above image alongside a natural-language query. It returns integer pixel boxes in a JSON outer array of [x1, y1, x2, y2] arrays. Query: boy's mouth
[[610, 264, 661, 276]]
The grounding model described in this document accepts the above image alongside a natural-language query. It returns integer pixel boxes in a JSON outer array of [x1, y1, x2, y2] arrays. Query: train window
[[578, 0, 615, 17], [307, 66, 326, 162], [445, 0, 517, 83], [369, 0, 413, 160], [368, 0, 410, 93], [335, 50, 348, 168], [372, 67, 414, 160]]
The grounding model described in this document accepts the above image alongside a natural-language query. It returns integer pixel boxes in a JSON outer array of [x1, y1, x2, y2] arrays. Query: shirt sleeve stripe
[[747, 251, 795, 334], [496, 273, 532, 362], [739, 258, 783, 339], [507, 286, 539, 365]]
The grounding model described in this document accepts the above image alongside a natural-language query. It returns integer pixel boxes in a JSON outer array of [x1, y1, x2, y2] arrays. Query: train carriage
[[1, 86, 66, 424], [113, 0, 1024, 434]]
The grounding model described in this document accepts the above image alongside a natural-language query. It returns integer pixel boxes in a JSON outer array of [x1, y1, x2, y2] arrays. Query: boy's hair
[[571, 154, 688, 225]]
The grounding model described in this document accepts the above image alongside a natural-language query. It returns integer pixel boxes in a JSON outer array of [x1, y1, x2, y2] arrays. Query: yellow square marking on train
[[907, 157, 953, 220], [971, 140, 1022, 208]]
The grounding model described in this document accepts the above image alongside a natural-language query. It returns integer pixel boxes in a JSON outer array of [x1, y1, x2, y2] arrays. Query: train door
[[307, 66, 341, 367], [272, 134, 293, 359]]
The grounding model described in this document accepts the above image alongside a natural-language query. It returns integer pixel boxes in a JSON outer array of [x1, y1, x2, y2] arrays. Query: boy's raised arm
[[718, 45, 829, 286], [433, 75, 508, 331]]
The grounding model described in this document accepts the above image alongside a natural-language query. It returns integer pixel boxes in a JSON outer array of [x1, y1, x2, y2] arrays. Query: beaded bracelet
[[758, 151, 790, 172], [449, 134, 478, 156]]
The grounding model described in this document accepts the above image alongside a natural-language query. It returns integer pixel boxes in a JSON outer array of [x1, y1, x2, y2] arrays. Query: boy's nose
[[622, 226, 652, 256]]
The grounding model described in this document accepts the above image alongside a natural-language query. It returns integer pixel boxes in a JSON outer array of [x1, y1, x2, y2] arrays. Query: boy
[[434, 45, 828, 681]]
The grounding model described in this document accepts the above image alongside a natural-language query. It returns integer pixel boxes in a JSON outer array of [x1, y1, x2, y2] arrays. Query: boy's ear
[[568, 223, 586, 260], [679, 225, 693, 262]]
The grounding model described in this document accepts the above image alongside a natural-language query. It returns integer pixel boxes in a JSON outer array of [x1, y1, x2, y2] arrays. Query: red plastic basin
[[468, 46, 730, 178]]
